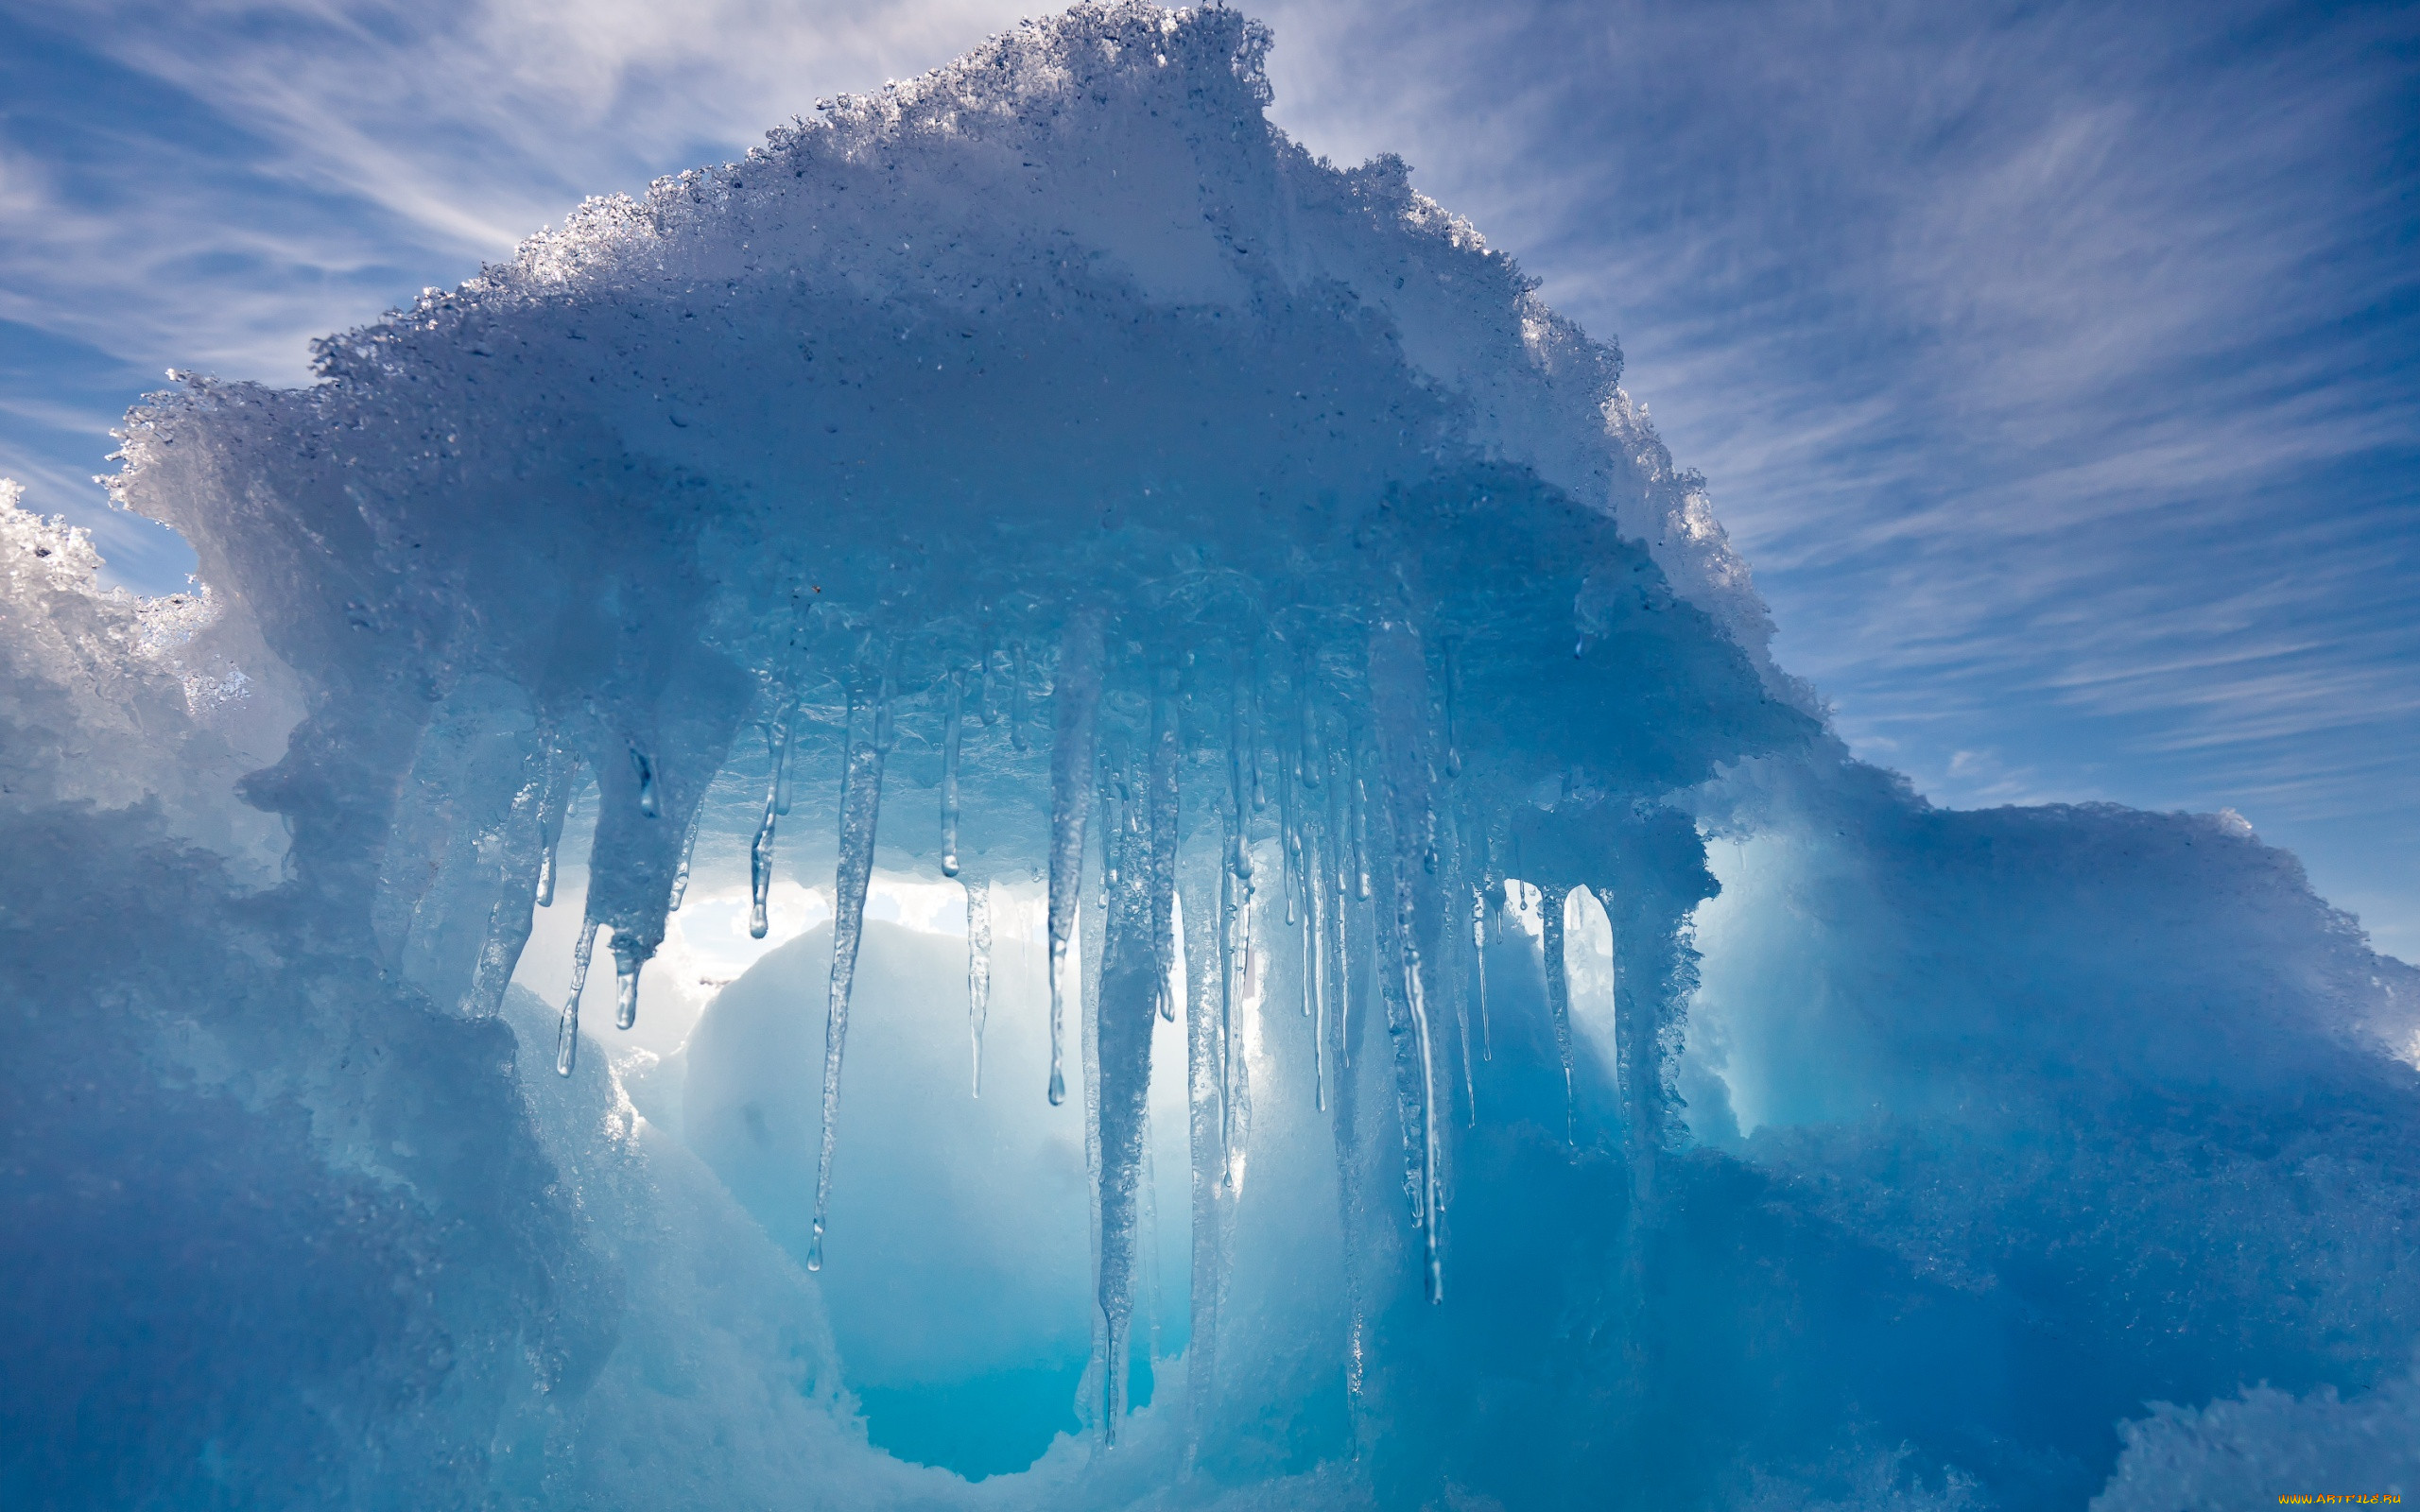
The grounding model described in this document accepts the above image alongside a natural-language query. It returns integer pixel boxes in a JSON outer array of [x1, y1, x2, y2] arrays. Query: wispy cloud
[[1, 0, 2412, 949]]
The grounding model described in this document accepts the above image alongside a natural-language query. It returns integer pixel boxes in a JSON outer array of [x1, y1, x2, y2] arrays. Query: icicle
[[1150, 670, 1181, 1023], [941, 668, 964, 877], [613, 935, 644, 1031], [1539, 882, 1578, 1150], [1473, 881, 1493, 1060], [555, 919, 598, 1076], [1226, 672, 1252, 880], [1233, 880, 1254, 1177], [1307, 816, 1329, 1111], [809, 705, 887, 1272], [772, 705, 797, 816], [967, 875, 991, 1096], [1247, 679, 1267, 816], [748, 807, 777, 940], [1180, 843, 1228, 1445], [1328, 741, 1354, 1069], [1297, 652, 1322, 789], [1217, 832, 1238, 1173], [668, 800, 703, 910], [978, 634, 999, 725], [1098, 744, 1121, 907], [1046, 612, 1105, 1108], [1443, 638, 1465, 780], [874, 643, 898, 752], [631, 746, 659, 818], [1011, 641, 1031, 753], [535, 754, 579, 908], [1369, 624, 1446, 1304], [464, 749, 551, 1020], [750, 728, 780, 940], [1093, 737, 1163, 1447], [1352, 762, 1373, 902], [1281, 730, 1304, 933]]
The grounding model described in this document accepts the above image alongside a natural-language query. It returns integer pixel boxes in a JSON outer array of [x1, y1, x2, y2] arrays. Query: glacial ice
[[5, 3, 2419, 1506]]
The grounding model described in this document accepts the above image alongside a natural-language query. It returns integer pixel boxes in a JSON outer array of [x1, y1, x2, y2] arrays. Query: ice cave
[[5, 5, 2417, 1507]]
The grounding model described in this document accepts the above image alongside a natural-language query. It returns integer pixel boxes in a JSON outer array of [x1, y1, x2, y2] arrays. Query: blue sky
[[3, 0, 2414, 955]]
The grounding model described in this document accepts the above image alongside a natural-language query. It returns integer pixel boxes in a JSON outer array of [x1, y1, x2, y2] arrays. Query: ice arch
[[6, 6, 2419, 1508]]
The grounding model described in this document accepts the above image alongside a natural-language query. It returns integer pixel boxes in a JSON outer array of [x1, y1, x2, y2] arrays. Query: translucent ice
[[7, 5, 2418, 1507]]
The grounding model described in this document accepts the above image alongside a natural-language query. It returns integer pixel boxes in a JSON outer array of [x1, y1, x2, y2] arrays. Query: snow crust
[[4, 5, 2416, 1506]]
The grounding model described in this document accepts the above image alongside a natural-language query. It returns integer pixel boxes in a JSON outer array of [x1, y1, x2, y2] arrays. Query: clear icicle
[[1180, 842, 1228, 1444], [772, 705, 797, 816], [967, 876, 992, 1096], [1093, 748, 1161, 1445], [668, 800, 703, 910], [1247, 680, 1267, 816], [1443, 638, 1464, 779], [750, 732, 780, 939], [1539, 882, 1578, 1150], [1473, 881, 1493, 1061], [535, 753, 579, 908], [941, 668, 964, 877], [465, 751, 550, 1020], [1307, 816, 1329, 1111], [1011, 641, 1031, 753], [810, 708, 887, 1272], [1218, 832, 1239, 1173], [1369, 625, 1446, 1304], [874, 644, 898, 752], [1299, 656, 1323, 789], [1226, 670, 1253, 881], [1098, 745, 1121, 907], [613, 935, 644, 1031], [555, 918, 598, 1076], [631, 747, 658, 818], [1149, 671, 1182, 1023], [1046, 613, 1105, 1107], [1328, 742, 1354, 1070], [978, 635, 999, 726], [1352, 759, 1373, 902]]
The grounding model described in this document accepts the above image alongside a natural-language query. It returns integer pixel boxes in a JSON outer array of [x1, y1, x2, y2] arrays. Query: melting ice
[[5, 4, 2419, 1506]]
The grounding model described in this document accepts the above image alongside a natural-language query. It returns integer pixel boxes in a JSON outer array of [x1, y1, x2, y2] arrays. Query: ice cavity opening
[[523, 776, 1197, 1481]]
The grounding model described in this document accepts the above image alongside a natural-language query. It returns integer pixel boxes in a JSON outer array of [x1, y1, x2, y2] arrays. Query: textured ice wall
[[5, 4, 2417, 1507]]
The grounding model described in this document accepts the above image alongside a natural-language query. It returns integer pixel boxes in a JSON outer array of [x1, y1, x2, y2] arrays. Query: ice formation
[[6, 5, 2419, 1506]]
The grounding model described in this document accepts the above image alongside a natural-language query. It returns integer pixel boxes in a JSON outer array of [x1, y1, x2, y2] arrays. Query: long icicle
[[555, 918, 598, 1076], [1218, 823, 1239, 1176], [750, 721, 781, 939], [612, 934, 645, 1032], [1444, 810, 1478, 1127], [1539, 881, 1578, 1151], [1150, 668, 1182, 1023], [772, 701, 797, 816], [942, 667, 964, 877], [1094, 731, 1161, 1446], [1368, 625, 1445, 1304], [1473, 880, 1493, 1062], [1046, 611, 1105, 1107], [668, 799, 703, 911], [809, 681, 888, 1271], [535, 751, 579, 908], [465, 744, 551, 1019], [1180, 834, 1228, 1452], [1328, 738, 1354, 1070], [967, 875, 991, 1096], [1011, 641, 1031, 754], [1306, 808, 1329, 1112]]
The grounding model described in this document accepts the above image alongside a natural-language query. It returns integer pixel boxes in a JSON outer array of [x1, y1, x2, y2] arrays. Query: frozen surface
[[4, 4, 2416, 1506]]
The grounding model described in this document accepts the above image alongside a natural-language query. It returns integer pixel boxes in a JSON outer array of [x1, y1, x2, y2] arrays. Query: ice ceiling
[[4, 5, 2418, 1507]]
